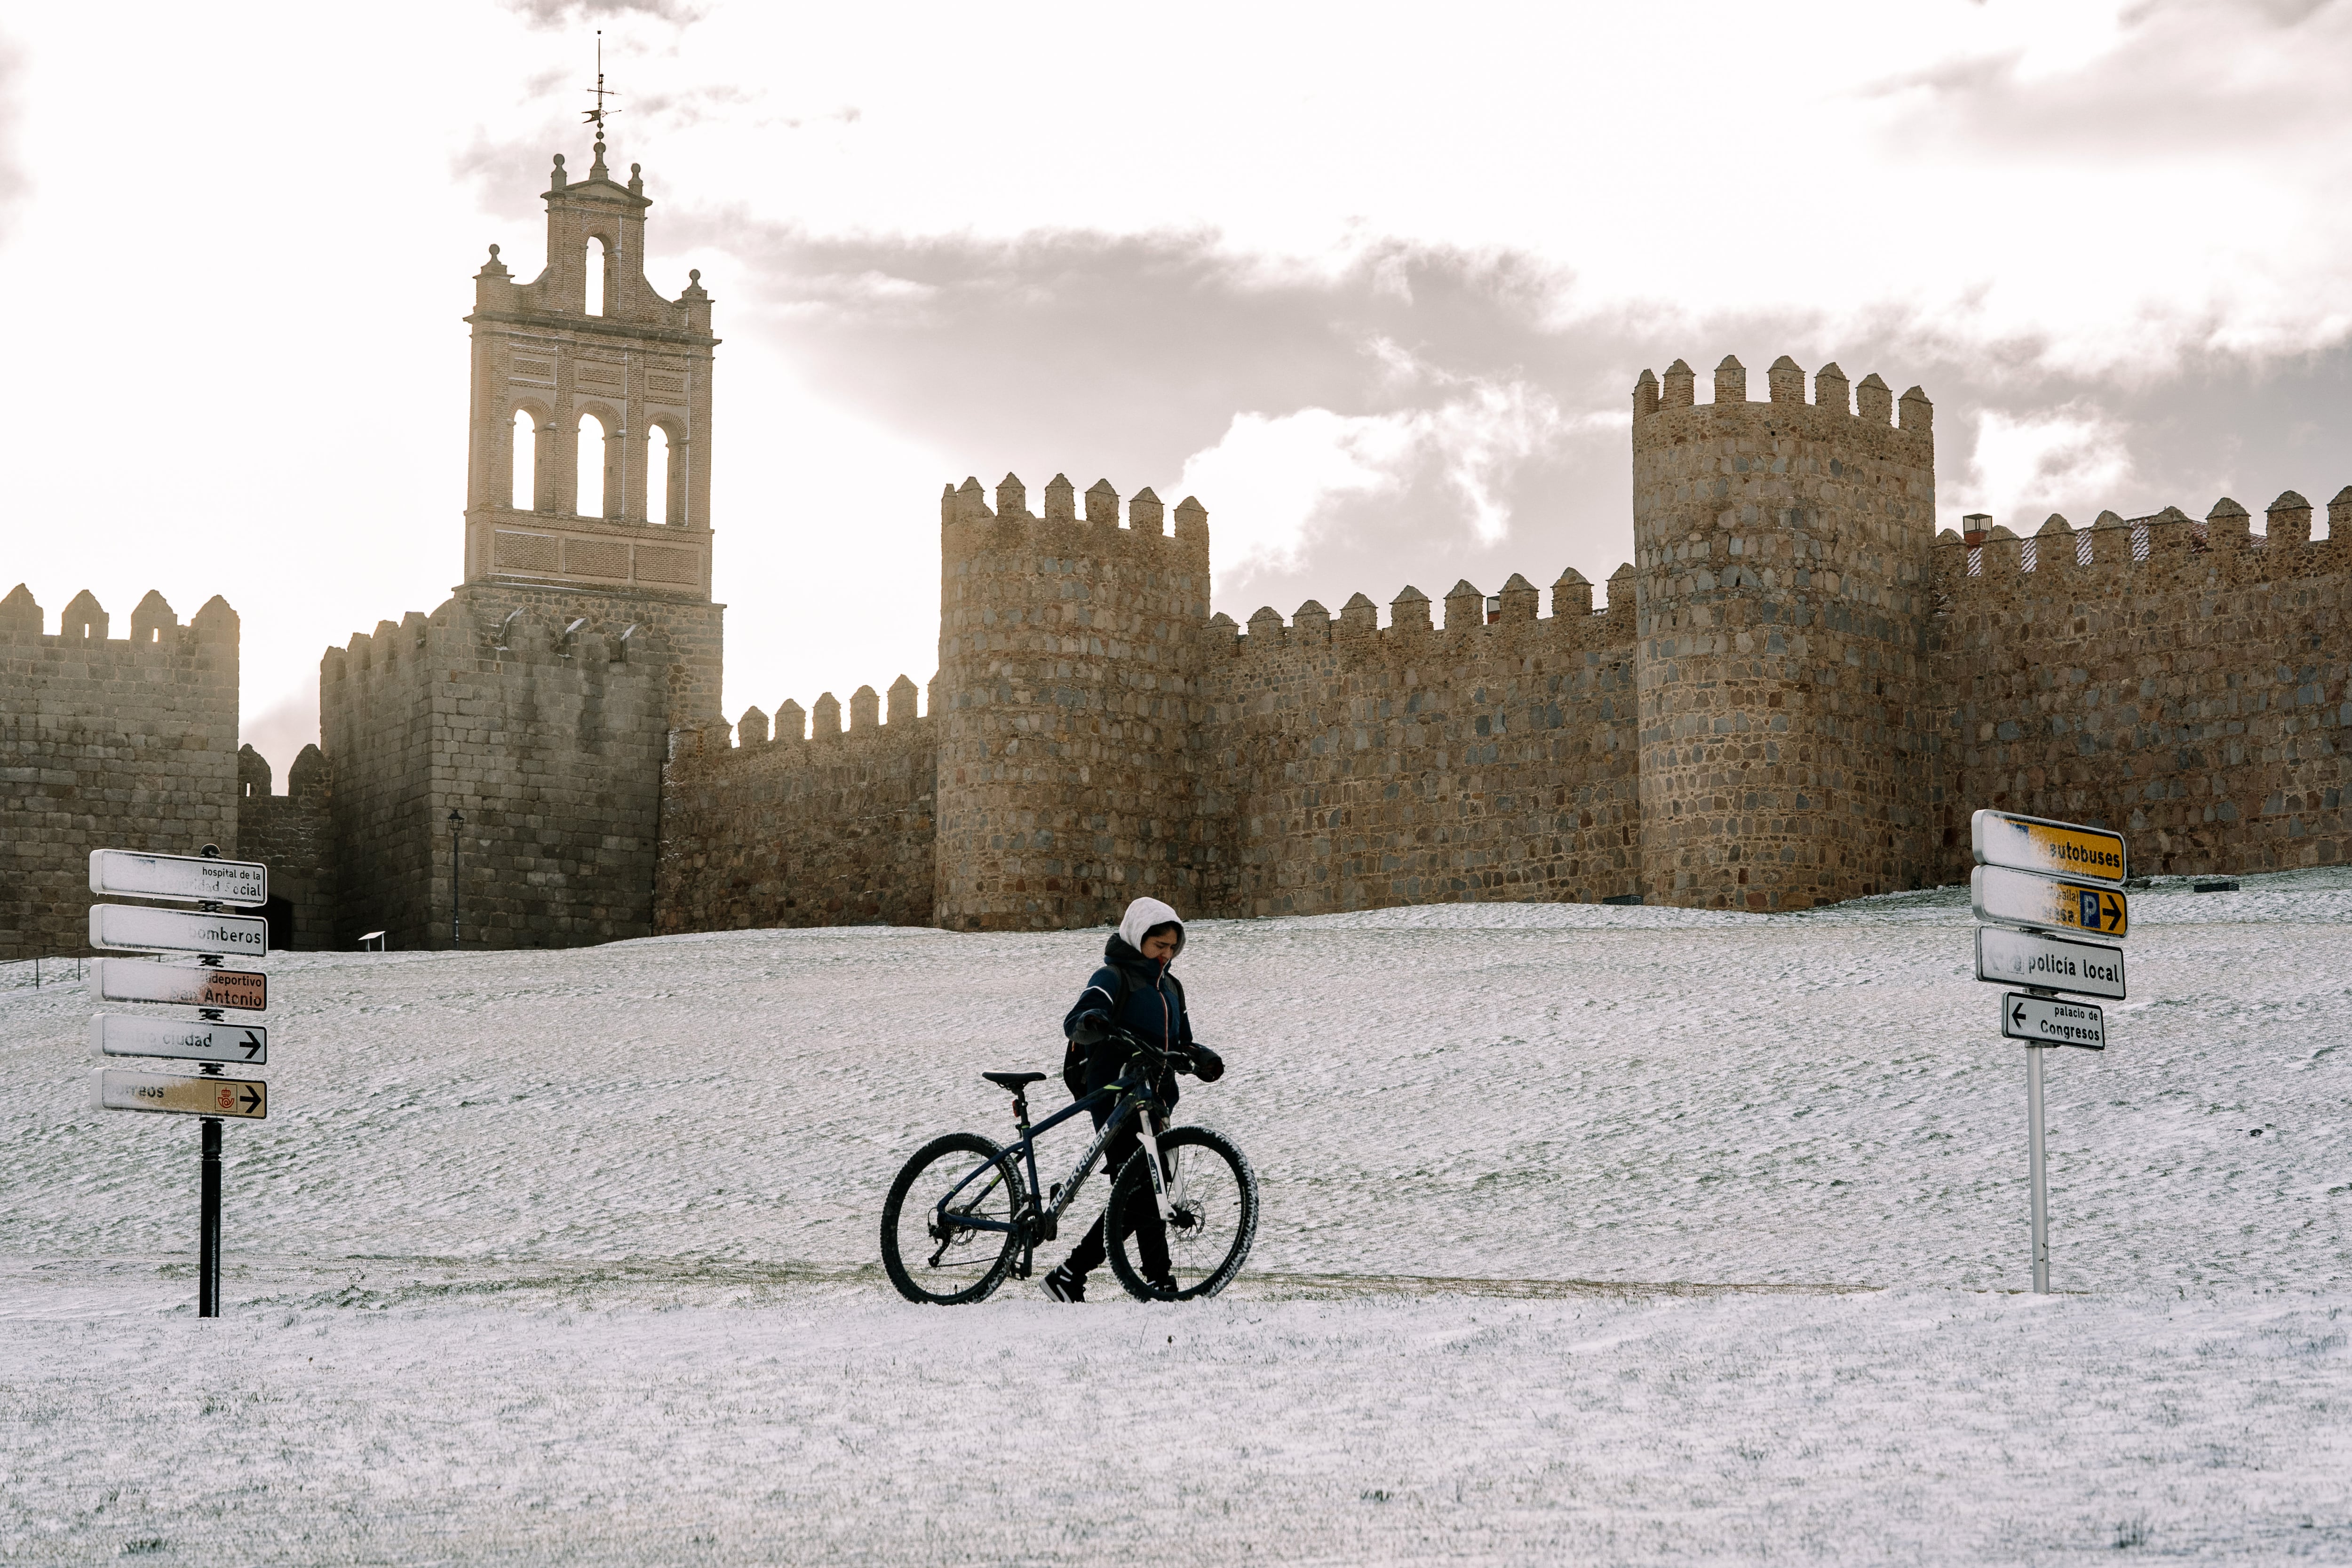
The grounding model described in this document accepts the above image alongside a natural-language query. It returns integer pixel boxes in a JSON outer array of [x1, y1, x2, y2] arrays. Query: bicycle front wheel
[[880, 1132, 1027, 1305], [1106, 1126, 1258, 1302]]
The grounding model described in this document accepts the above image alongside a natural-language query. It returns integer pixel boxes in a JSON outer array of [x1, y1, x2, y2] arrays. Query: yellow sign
[[1971, 865, 2128, 938], [1971, 810, 2128, 886], [92, 1069, 267, 1120]]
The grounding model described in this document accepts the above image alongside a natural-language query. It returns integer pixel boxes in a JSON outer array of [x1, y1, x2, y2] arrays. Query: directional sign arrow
[[237, 1084, 262, 1113], [89, 1015, 268, 1067], [1971, 865, 2130, 940]]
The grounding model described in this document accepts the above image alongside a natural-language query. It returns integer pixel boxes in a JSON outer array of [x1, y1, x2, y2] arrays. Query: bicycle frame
[[930, 1063, 1176, 1276]]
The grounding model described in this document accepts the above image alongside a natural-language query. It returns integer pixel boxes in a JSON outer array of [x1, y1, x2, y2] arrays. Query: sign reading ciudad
[[1968, 808, 2130, 1296], [84, 845, 278, 1319]]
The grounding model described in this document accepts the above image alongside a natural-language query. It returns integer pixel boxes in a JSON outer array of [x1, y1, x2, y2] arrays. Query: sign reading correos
[[1971, 810, 2128, 886], [88, 850, 268, 907], [91, 1068, 267, 1120], [88, 904, 268, 957], [1971, 864, 2129, 939]]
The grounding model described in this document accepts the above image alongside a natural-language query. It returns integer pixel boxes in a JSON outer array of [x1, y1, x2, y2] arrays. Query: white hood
[[1117, 896, 1184, 958]]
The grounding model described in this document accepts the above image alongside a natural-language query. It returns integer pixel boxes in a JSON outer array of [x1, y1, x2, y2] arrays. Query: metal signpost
[[1969, 809, 2128, 1294], [85, 845, 273, 1318]]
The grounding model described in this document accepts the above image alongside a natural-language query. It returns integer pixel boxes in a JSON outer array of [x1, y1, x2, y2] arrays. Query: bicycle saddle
[[981, 1071, 1047, 1091]]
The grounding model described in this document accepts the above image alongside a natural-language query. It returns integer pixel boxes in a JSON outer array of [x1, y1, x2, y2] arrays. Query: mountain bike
[[879, 1034, 1257, 1305]]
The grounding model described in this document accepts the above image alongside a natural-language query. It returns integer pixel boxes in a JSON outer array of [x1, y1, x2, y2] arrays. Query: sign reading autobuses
[[1971, 810, 2127, 886]]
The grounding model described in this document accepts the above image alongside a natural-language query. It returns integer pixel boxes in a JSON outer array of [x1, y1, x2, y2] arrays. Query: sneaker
[[1146, 1275, 1179, 1298], [1041, 1265, 1086, 1303]]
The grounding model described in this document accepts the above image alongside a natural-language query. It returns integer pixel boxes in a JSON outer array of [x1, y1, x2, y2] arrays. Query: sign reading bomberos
[[88, 904, 268, 958]]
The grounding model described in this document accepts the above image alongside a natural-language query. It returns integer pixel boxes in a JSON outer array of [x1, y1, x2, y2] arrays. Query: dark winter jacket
[[1060, 932, 1222, 1110]]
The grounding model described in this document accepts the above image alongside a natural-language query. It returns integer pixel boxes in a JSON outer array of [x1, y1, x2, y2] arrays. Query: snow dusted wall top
[[0, 586, 242, 960], [1928, 493, 2352, 882]]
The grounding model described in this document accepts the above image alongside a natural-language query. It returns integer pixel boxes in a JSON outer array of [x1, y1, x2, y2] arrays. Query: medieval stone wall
[[236, 742, 336, 952], [931, 475, 1223, 931], [1197, 573, 1641, 916], [1928, 492, 2351, 882], [320, 587, 677, 950], [1630, 355, 1939, 910], [655, 684, 937, 932], [0, 587, 241, 960]]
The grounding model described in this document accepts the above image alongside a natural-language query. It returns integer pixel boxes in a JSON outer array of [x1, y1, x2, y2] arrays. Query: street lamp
[[448, 809, 464, 948]]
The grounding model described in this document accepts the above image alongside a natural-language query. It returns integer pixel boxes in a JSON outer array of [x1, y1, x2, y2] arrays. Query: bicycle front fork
[[1136, 1119, 1176, 1222]]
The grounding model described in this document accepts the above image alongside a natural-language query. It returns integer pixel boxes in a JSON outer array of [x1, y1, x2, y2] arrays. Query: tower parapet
[[932, 472, 1218, 929], [1630, 353, 1937, 907]]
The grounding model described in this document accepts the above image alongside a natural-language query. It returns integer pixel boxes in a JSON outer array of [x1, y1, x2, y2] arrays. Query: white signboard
[[91, 1068, 267, 1120], [90, 1015, 267, 1066], [1975, 924, 2126, 1001], [1971, 864, 2129, 940], [89, 959, 267, 1012], [2000, 992, 2106, 1051], [88, 850, 267, 907], [89, 904, 268, 958]]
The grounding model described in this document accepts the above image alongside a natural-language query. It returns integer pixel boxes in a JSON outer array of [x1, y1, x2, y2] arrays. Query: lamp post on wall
[[448, 809, 464, 948]]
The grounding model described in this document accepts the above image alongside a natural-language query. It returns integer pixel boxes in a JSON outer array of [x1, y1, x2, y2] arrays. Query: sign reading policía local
[[91, 1068, 267, 1120], [1971, 864, 2129, 939], [88, 904, 268, 958], [1971, 810, 2128, 885], [1975, 924, 2126, 1000], [88, 849, 268, 907], [90, 1015, 267, 1066]]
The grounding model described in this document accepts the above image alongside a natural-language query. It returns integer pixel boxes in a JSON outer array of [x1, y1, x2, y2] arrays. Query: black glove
[[1184, 1043, 1224, 1082], [1068, 1010, 1111, 1046]]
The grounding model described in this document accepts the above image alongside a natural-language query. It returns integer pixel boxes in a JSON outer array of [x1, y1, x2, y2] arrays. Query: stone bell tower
[[460, 133, 723, 720]]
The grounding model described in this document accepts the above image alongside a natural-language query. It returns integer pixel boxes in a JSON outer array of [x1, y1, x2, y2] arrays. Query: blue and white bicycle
[[880, 1032, 1258, 1305]]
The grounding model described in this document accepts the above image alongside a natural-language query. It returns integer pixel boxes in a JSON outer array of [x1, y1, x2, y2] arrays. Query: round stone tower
[[932, 472, 1217, 930], [1630, 353, 1938, 909]]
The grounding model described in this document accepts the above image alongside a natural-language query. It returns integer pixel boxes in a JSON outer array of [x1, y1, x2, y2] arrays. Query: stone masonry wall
[[932, 475, 1223, 931], [1198, 573, 1641, 916], [655, 688, 937, 931], [321, 586, 677, 950], [1629, 356, 1939, 910], [1928, 492, 2352, 881], [0, 587, 240, 961], [236, 741, 335, 951]]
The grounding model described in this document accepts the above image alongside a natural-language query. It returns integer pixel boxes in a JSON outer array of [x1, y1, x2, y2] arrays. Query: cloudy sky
[[3, 1, 2348, 779]]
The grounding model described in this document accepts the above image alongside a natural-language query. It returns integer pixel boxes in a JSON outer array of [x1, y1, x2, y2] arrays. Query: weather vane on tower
[[583, 30, 619, 147]]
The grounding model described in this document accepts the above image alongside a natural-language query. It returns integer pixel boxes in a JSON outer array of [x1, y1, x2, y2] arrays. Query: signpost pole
[[2026, 1045, 2050, 1294], [198, 1116, 222, 1317]]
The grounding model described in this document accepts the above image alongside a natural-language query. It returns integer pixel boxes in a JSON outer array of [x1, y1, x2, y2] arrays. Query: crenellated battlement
[[1935, 486, 2350, 591], [1215, 565, 1635, 659], [938, 473, 1210, 554], [0, 585, 238, 650], [1633, 353, 1932, 439]]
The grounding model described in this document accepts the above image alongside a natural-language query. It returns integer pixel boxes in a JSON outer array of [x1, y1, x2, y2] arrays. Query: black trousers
[[1061, 1108, 1170, 1280]]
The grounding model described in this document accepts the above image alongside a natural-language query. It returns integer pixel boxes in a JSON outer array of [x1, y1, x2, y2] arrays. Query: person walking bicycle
[[877, 896, 1255, 1306], [1042, 897, 1224, 1302]]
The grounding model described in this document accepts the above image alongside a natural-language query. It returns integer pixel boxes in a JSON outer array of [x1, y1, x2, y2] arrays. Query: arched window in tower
[[577, 412, 613, 518], [585, 236, 610, 318], [510, 408, 536, 510], [649, 424, 675, 525]]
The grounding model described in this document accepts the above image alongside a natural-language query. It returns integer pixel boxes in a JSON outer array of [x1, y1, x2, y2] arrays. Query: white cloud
[[1961, 405, 2137, 530], [1177, 369, 1576, 590]]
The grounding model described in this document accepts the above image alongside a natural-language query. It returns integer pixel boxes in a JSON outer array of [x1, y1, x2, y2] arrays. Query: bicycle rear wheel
[[1106, 1126, 1257, 1302], [880, 1132, 1027, 1305]]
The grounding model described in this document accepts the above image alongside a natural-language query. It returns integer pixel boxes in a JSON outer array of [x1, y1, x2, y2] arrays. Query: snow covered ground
[[2, 873, 2347, 1563]]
